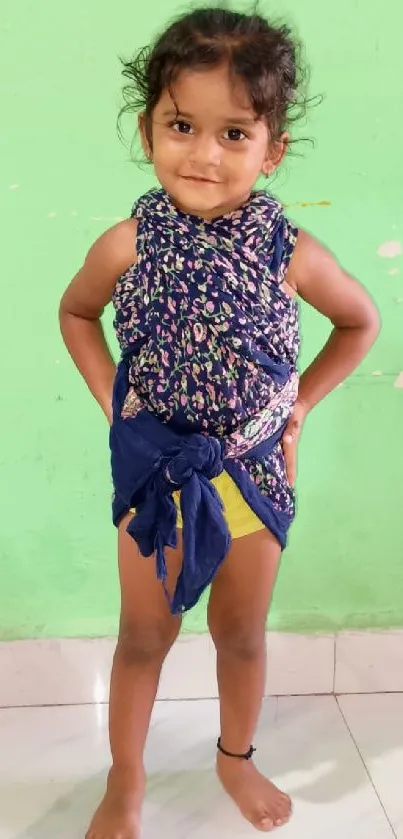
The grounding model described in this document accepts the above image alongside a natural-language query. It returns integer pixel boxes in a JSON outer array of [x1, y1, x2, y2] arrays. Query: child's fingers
[[288, 451, 296, 485], [283, 430, 297, 485]]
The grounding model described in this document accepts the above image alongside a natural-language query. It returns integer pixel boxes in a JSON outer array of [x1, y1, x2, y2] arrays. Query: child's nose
[[188, 135, 221, 169]]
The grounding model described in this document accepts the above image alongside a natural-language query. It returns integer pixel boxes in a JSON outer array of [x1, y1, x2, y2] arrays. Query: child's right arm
[[59, 219, 137, 424]]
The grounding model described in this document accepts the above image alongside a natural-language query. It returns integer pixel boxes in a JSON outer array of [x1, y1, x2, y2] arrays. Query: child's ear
[[138, 113, 152, 160], [262, 132, 289, 176]]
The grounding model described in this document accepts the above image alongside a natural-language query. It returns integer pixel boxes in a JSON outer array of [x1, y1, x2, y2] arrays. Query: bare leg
[[208, 529, 292, 832], [86, 516, 183, 839]]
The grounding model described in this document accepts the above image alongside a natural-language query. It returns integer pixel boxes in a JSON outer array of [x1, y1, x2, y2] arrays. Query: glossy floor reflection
[[0, 695, 400, 838]]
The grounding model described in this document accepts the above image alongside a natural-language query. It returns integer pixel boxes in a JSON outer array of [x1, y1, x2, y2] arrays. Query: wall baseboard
[[1, 630, 403, 708]]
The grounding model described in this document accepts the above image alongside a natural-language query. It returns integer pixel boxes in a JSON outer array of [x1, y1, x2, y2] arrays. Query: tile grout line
[[335, 696, 398, 838], [333, 633, 337, 693], [4, 690, 403, 711]]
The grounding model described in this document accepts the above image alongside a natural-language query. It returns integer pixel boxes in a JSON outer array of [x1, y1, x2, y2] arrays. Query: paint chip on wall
[[284, 201, 331, 209], [377, 241, 402, 258], [389, 268, 400, 276], [394, 372, 403, 389]]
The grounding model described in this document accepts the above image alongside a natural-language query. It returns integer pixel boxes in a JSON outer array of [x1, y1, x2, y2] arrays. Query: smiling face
[[139, 63, 287, 220]]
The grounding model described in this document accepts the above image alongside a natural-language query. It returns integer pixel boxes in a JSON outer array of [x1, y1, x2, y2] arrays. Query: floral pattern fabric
[[112, 188, 300, 528]]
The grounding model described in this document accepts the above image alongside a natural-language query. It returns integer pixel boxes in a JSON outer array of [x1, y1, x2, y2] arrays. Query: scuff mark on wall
[[394, 372, 403, 389], [300, 201, 331, 207], [285, 201, 331, 208], [377, 241, 402, 258]]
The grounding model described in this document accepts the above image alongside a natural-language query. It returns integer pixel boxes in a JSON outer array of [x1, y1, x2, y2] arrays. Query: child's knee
[[209, 614, 265, 660], [117, 616, 180, 665]]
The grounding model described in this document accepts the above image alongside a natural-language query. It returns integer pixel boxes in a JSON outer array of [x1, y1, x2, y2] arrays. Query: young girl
[[60, 6, 379, 837]]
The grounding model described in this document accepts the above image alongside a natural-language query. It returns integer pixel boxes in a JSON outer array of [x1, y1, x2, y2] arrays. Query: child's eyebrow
[[162, 109, 257, 126]]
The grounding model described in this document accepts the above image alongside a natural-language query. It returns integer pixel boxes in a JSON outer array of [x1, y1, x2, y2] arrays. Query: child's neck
[[167, 189, 255, 222]]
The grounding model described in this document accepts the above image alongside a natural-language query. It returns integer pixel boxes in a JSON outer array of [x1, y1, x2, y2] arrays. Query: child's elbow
[[365, 298, 381, 339], [355, 297, 381, 353]]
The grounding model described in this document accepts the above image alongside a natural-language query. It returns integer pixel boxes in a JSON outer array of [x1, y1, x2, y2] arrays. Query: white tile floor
[[0, 695, 401, 839]]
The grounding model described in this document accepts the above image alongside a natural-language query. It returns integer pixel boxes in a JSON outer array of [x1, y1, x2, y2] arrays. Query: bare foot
[[217, 753, 292, 832], [86, 765, 145, 839]]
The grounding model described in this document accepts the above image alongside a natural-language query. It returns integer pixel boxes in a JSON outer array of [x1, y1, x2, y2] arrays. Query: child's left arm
[[282, 229, 381, 484]]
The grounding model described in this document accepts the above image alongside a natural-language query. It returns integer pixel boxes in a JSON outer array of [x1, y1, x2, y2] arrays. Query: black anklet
[[217, 737, 256, 761]]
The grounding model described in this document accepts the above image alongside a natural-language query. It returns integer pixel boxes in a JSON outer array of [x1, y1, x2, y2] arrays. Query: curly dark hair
[[118, 3, 311, 159]]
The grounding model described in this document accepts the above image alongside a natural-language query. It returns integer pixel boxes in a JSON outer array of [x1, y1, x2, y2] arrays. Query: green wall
[[1, 0, 402, 640]]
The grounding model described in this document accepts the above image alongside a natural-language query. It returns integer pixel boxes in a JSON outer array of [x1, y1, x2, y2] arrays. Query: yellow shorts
[[174, 471, 265, 539]]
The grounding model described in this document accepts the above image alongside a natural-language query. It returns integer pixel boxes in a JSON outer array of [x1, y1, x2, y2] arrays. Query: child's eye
[[172, 121, 194, 135], [223, 128, 247, 142]]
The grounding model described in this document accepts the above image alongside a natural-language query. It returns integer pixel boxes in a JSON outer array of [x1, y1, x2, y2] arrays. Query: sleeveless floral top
[[112, 187, 300, 534]]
